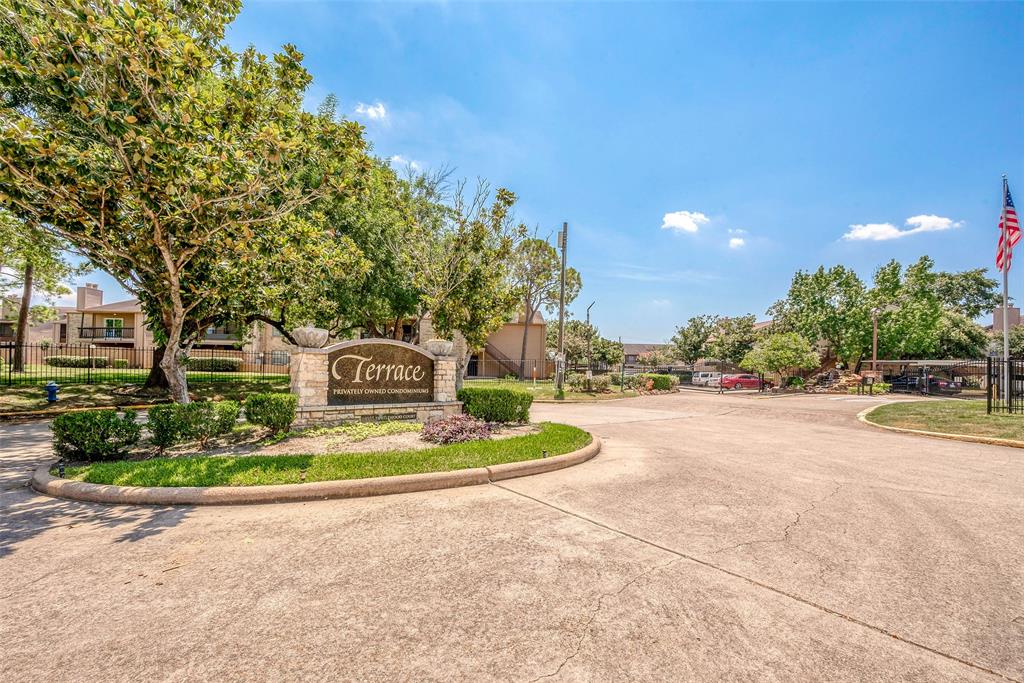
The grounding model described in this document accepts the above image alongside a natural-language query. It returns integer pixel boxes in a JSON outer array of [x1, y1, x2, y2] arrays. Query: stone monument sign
[[289, 337, 460, 428], [327, 343, 434, 405]]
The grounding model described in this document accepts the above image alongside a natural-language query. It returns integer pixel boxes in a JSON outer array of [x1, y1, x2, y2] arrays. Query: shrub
[[148, 400, 240, 450], [421, 414, 492, 444], [245, 393, 297, 432], [456, 387, 532, 423], [565, 373, 612, 393], [147, 403, 191, 450], [44, 356, 109, 368], [52, 410, 141, 462], [213, 400, 240, 434], [786, 376, 805, 388], [566, 373, 587, 392], [185, 357, 243, 372], [113, 359, 129, 369], [637, 373, 678, 391]]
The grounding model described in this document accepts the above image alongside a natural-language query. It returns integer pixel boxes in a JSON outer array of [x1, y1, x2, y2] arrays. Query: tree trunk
[[143, 346, 170, 391], [12, 261, 32, 372], [160, 338, 190, 403], [518, 302, 532, 380], [455, 352, 470, 391]]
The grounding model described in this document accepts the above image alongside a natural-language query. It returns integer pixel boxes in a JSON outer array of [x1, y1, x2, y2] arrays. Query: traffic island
[[858, 401, 1024, 449], [31, 426, 601, 506]]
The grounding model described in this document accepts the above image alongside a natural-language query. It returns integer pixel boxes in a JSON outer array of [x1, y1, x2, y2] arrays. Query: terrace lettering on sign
[[327, 342, 434, 406]]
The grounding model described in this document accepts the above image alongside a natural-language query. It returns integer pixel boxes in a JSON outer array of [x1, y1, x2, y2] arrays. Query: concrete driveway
[[1, 392, 1021, 682]]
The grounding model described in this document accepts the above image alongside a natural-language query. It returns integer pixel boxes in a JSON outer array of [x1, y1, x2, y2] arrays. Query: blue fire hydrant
[[45, 381, 59, 403]]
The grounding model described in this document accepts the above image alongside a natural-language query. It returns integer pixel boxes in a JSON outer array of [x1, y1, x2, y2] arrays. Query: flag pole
[[1003, 174, 1010, 406]]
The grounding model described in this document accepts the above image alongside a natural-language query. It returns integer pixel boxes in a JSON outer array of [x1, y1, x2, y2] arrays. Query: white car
[[692, 372, 721, 386]]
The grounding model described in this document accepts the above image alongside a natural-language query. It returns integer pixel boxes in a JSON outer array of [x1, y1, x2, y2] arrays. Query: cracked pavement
[[1, 391, 1022, 681]]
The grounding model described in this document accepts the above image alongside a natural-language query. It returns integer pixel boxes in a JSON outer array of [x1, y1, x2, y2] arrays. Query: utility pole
[[585, 301, 595, 387], [555, 222, 568, 393]]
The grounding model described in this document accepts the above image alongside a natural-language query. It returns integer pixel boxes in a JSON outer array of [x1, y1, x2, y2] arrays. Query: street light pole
[[871, 307, 879, 374], [585, 301, 595, 375]]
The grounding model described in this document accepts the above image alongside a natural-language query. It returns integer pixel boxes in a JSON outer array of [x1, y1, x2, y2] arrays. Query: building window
[[270, 351, 289, 366]]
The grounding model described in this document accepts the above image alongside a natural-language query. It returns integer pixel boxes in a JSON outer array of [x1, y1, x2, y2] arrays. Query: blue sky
[[70, 1, 1024, 343]]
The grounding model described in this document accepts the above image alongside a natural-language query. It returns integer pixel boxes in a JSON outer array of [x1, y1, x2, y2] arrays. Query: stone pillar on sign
[[290, 349, 329, 409], [433, 353, 458, 402]]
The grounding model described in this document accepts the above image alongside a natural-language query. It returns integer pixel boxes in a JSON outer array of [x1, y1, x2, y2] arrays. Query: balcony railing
[[79, 326, 135, 340]]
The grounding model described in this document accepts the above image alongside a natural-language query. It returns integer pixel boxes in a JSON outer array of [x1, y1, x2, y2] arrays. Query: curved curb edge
[[30, 436, 602, 507], [857, 404, 1024, 450]]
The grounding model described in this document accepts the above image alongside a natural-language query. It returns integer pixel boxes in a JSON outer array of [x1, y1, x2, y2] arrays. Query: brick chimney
[[76, 283, 103, 310], [992, 305, 1021, 333]]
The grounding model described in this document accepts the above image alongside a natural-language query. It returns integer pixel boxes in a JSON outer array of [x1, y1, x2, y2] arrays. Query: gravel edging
[[30, 435, 602, 506], [857, 404, 1024, 449]]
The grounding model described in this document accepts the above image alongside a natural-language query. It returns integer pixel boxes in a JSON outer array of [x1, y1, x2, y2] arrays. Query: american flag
[[997, 180, 1020, 272]]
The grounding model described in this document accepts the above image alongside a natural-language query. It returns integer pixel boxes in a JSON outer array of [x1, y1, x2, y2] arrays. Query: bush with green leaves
[[456, 387, 532, 423], [44, 355, 109, 368], [245, 393, 297, 433], [113, 359, 129, 369], [148, 400, 240, 450], [565, 373, 613, 393], [185, 357, 243, 372], [213, 400, 240, 434], [637, 373, 678, 391], [786, 376, 806, 388], [52, 410, 141, 462]]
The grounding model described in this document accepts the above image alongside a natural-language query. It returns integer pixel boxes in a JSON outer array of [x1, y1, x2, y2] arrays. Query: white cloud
[[354, 101, 388, 121], [389, 154, 421, 171], [728, 237, 746, 249], [843, 214, 962, 241], [650, 298, 672, 308], [661, 210, 709, 234]]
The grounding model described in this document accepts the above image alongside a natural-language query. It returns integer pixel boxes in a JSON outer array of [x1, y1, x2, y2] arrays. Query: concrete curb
[[0, 403, 164, 421], [30, 436, 602, 507], [857, 403, 1024, 450]]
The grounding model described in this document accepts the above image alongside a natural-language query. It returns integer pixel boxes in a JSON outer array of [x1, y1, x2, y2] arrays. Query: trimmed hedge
[[44, 356, 109, 368], [52, 410, 141, 461], [637, 373, 678, 391], [148, 400, 240, 450], [112, 359, 129, 369], [456, 387, 532, 423], [185, 357, 243, 372], [245, 393, 297, 433]]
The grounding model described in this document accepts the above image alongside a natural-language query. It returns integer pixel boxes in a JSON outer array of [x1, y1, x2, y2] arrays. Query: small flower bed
[[421, 414, 492, 444]]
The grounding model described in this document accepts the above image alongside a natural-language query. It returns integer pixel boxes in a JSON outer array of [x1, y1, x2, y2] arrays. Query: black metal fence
[[0, 343, 290, 387], [986, 357, 1024, 414]]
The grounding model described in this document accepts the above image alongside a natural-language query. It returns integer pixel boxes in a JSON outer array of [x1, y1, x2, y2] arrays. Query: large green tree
[[708, 315, 758, 366], [411, 181, 525, 387], [670, 314, 720, 366], [545, 318, 623, 367], [0, 0, 364, 401], [935, 311, 989, 359], [0, 210, 85, 370], [510, 236, 580, 378], [768, 266, 871, 368], [933, 268, 1000, 319], [870, 257, 942, 360], [740, 332, 820, 384]]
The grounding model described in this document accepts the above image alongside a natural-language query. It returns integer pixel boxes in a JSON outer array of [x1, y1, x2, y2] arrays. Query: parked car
[[721, 373, 762, 390], [890, 374, 962, 395], [691, 371, 720, 386]]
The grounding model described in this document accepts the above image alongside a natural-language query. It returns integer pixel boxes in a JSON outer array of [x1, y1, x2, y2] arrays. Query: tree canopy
[[740, 332, 819, 381], [670, 314, 719, 366]]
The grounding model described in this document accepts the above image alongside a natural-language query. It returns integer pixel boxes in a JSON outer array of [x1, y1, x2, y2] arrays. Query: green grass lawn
[[866, 400, 1024, 441], [60, 422, 591, 487], [464, 378, 637, 401], [0, 377, 289, 414], [2, 364, 288, 386]]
